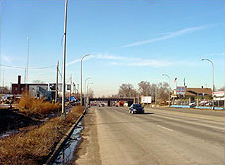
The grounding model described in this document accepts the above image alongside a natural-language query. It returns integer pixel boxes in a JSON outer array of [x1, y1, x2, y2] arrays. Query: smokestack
[[18, 75, 21, 94], [18, 75, 21, 84]]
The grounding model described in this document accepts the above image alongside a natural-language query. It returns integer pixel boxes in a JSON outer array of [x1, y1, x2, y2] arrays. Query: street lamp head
[[201, 58, 205, 61], [82, 54, 91, 61], [85, 77, 91, 84], [85, 77, 91, 80]]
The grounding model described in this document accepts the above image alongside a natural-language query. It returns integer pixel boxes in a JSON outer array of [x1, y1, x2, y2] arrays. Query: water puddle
[[53, 120, 83, 165], [0, 130, 21, 140]]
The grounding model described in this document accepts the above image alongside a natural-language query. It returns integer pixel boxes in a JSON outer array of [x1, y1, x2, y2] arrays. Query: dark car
[[129, 104, 144, 114]]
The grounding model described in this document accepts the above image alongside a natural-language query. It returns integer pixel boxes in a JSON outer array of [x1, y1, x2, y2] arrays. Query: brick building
[[12, 75, 48, 97]]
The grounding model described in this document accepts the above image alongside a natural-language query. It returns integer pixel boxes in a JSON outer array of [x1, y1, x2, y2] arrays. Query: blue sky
[[1, 0, 224, 96]]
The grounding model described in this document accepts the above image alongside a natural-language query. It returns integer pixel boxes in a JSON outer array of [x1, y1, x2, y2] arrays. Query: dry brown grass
[[18, 93, 59, 115], [0, 106, 84, 165]]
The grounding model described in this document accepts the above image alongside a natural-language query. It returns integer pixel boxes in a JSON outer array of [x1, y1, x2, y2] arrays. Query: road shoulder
[[74, 108, 102, 165]]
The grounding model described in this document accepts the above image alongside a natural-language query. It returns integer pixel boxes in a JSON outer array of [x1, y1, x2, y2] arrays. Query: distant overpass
[[88, 97, 138, 106]]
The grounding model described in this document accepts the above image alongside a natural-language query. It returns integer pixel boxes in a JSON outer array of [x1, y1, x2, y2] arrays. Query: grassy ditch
[[0, 94, 61, 135], [0, 106, 84, 165]]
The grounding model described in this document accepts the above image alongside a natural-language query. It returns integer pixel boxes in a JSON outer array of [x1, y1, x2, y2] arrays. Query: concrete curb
[[44, 108, 87, 165]]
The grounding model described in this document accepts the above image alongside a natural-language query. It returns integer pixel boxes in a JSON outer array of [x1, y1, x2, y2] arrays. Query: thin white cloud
[[66, 53, 125, 66], [94, 54, 126, 60], [209, 53, 225, 56], [2, 55, 13, 63], [67, 53, 173, 68], [127, 58, 173, 67], [121, 25, 212, 48], [66, 59, 80, 66], [109, 62, 121, 66]]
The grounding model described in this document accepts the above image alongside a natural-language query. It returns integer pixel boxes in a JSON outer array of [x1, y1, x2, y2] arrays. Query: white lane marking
[[152, 111, 225, 131], [157, 125, 173, 132]]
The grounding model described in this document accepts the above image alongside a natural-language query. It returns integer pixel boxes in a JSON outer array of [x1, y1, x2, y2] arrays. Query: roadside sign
[[141, 96, 152, 104], [67, 84, 71, 90], [176, 86, 185, 95]]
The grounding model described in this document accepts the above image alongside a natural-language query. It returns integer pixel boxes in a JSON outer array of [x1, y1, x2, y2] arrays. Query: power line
[[0, 64, 56, 70], [29, 65, 56, 70]]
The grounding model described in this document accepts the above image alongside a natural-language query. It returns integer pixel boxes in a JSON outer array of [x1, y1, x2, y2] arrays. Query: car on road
[[98, 103, 105, 107], [129, 104, 144, 114]]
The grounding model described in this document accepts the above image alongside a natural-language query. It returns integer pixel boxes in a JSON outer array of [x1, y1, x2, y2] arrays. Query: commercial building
[[11, 75, 48, 98]]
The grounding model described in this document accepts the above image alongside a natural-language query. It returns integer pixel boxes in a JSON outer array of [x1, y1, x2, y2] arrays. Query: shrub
[[18, 93, 59, 115]]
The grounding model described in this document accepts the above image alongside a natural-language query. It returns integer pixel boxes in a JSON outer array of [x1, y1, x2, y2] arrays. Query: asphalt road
[[75, 107, 224, 165]]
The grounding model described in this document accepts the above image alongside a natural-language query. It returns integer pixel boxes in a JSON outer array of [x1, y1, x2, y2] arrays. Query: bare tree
[[157, 82, 170, 103], [138, 81, 151, 96], [118, 83, 137, 97], [149, 83, 157, 101], [32, 80, 45, 84], [87, 89, 94, 98]]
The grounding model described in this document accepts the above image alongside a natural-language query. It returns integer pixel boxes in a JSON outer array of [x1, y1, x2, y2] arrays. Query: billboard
[[176, 86, 185, 95], [213, 91, 224, 97], [67, 84, 71, 90], [141, 96, 152, 104], [49, 83, 63, 92]]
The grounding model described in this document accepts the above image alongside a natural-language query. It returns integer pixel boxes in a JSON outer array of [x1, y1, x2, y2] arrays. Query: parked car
[[200, 100, 209, 106], [129, 104, 144, 114], [205, 102, 212, 106], [1, 95, 14, 104], [189, 102, 196, 106]]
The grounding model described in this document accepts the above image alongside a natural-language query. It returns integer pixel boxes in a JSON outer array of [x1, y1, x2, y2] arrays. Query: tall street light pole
[[80, 54, 90, 106], [87, 82, 93, 107], [224, 0, 225, 109], [162, 73, 171, 105], [77, 83, 79, 95], [85, 77, 91, 96], [62, 0, 68, 120], [87, 82, 93, 96], [84, 77, 91, 105], [202, 58, 215, 109], [0, 0, 1, 87]]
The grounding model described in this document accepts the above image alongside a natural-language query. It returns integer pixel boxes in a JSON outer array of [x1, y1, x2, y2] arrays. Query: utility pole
[[70, 74, 72, 101], [24, 68, 26, 84], [77, 83, 79, 96], [2, 68, 4, 87], [26, 37, 30, 92], [55, 60, 59, 103], [62, 0, 68, 120]]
